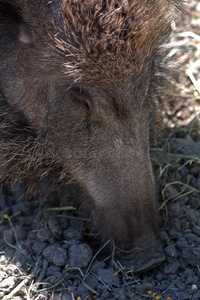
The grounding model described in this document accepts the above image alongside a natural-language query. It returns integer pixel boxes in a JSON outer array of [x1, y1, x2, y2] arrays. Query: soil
[[0, 1, 200, 300]]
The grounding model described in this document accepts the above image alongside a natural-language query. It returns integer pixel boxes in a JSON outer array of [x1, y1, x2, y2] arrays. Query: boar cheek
[[0, 2, 33, 46]]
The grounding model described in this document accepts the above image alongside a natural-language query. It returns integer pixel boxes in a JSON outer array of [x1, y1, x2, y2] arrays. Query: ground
[[0, 1, 200, 300]]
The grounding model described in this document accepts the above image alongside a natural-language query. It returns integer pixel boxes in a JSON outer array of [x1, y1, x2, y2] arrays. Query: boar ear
[[0, 2, 33, 45]]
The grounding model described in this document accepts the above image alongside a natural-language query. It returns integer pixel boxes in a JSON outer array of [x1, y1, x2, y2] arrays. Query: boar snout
[[77, 131, 165, 272]]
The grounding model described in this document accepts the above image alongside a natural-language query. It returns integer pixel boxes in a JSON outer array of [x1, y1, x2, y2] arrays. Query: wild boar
[[0, 0, 181, 272]]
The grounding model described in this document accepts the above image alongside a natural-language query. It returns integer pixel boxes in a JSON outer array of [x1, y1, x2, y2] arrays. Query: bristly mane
[[53, 0, 182, 82]]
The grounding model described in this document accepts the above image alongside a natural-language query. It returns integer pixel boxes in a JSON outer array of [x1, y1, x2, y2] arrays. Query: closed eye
[[70, 87, 91, 110]]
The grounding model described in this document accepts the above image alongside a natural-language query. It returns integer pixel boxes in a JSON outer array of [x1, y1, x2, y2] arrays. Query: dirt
[[0, 1, 200, 300]]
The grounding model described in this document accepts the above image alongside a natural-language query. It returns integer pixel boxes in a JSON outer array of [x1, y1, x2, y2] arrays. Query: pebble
[[168, 201, 181, 218], [168, 228, 182, 240], [35, 295, 48, 300], [176, 281, 186, 291], [192, 226, 200, 237], [184, 232, 197, 243], [37, 228, 53, 242], [100, 291, 110, 299], [160, 230, 170, 245], [182, 247, 200, 266], [67, 243, 92, 268], [164, 185, 178, 200], [97, 269, 120, 287], [186, 209, 198, 223], [61, 292, 72, 300], [63, 226, 82, 240], [179, 292, 190, 300], [46, 265, 61, 277], [165, 244, 178, 258], [192, 290, 200, 300], [43, 272, 63, 284], [32, 241, 48, 255], [113, 288, 127, 299], [3, 228, 15, 244], [84, 274, 99, 290], [0, 276, 17, 289], [156, 273, 164, 281], [176, 238, 189, 250], [163, 260, 180, 275], [135, 283, 146, 293], [43, 243, 68, 266], [91, 260, 107, 274], [0, 272, 6, 283]]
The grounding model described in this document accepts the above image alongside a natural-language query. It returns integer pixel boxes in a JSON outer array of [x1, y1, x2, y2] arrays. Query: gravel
[[0, 134, 200, 300]]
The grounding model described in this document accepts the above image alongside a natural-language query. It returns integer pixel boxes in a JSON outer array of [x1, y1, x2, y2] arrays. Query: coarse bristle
[[54, 0, 180, 82]]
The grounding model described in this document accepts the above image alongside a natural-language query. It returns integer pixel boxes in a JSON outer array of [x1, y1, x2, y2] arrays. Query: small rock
[[11, 202, 30, 216], [190, 166, 200, 176], [160, 230, 170, 246], [113, 288, 127, 300], [135, 283, 146, 293], [179, 167, 189, 177], [168, 201, 181, 218], [76, 284, 88, 299], [91, 260, 107, 274], [168, 228, 182, 240], [97, 284, 109, 293], [185, 276, 197, 285], [43, 272, 63, 284], [97, 269, 120, 287], [183, 247, 200, 266], [191, 284, 198, 290], [185, 232, 197, 243], [100, 290, 110, 299], [35, 294, 48, 300], [165, 244, 178, 258], [0, 276, 17, 289], [163, 260, 180, 275], [32, 241, 48, 256], [43, 243, 67, 266], [37, 228, 53, 242], [169, 218, 181, 231], [176, 281, 185, 291], [84, 274, 99, 290], [67, 243, 92, 268], [176, 238, 189, 251], [46, 265, 61, 277], [180, 219, 190, 230], [0, 272, 7, 283], [3, 229, 15, 244], [63, 227, 82, 240], [61, 292, 72, 300], [192, 290, 200, 300], [192, 226, 200, 238], [186, 209, 198, 223], [164, 185, 178, 200], [156, 273, 164, 281], [178, 292, 190, 300], [59, 217, 70, 231], [183, 268, 195, 278], [196, 176, 200, 190]]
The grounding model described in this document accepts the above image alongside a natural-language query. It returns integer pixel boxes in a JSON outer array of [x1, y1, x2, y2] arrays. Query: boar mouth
[[115, 239, 166, 273]]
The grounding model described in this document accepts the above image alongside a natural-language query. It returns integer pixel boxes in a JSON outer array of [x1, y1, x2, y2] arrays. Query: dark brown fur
[[0, 0, 183, 272]]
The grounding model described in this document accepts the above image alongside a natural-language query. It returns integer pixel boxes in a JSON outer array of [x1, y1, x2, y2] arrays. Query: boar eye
[[70, 87, 90, 110]]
